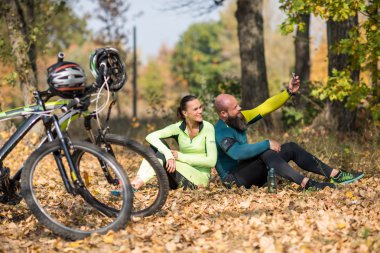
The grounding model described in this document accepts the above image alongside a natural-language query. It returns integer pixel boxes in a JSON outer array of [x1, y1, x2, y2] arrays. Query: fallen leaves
[[0, 131, 379, 252], [1, 179, 380, 252]]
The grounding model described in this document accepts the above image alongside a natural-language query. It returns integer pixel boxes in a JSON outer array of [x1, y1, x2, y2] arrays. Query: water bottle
[[267, 168, 277, 193]]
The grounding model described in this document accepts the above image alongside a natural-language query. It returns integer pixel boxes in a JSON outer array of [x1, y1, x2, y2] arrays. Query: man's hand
[[166, 158, 176, 173], [269, 140, 281, 152], [171, 150, 178, 159], [288, 74, 300, 94]]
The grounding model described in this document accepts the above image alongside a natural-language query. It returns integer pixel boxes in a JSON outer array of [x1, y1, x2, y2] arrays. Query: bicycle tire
[[75, 134, 169, 217], [21, 140, 133, 240], [103, 134, 169, 217]]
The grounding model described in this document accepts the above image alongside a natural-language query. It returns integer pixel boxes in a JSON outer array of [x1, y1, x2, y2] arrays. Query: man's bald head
[[214, 93, 246, 130], [214, 94, 236, 114]]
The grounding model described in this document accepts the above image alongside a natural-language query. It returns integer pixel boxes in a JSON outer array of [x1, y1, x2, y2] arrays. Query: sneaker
[[110, 187, 137, 197], [305, 179, 336, 191], [110, 189, 121, 197], [223, 174, 238, 189], [330, 170, 364, 184]]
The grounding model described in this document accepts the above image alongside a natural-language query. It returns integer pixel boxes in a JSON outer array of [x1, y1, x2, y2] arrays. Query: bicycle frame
[[0, 92, 85, 195], [55, 106, 119, 186], [0, 99, 68, 162], [44, 96, 121, 186]]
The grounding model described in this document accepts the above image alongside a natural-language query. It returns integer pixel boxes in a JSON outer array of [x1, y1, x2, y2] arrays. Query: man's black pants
[[225, 142, 333, 188]]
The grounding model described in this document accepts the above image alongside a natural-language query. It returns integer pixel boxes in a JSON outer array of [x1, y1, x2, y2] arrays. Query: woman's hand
[[166, 158, 176, 173], [171, 150, 179, 159]]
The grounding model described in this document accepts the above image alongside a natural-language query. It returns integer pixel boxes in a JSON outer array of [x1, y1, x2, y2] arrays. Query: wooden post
[[132, 26, 137, 118]]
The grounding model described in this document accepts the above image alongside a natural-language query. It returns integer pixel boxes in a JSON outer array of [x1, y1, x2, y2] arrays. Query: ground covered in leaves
[[0, 128, 379, 252]]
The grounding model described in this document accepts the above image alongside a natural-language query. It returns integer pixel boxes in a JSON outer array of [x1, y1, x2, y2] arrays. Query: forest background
[[0, 0, 378, 135]]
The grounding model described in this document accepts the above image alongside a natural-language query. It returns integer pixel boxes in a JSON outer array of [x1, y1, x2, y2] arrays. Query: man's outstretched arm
[[241, 76, 300, 124], [241, 90, 290, 125]]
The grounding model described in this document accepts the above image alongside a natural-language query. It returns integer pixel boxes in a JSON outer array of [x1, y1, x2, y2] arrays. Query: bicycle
[[14, 48, 169, 217], [3, 48, 169, 226], [0, 60, 133, 240], [37, 89, 170, 218], [63, 48, 170, 217]]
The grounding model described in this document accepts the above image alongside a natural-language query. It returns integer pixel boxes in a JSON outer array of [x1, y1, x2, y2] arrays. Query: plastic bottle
[[267, 168, 277, 193]]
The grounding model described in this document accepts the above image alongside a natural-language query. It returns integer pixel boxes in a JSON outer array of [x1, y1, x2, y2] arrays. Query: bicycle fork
[[84, 115, 119, 186], [46, 116, 84, 195]]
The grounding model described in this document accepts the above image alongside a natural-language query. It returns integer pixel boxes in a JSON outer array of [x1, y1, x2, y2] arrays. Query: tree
[[280, 0, 380, 130], [285, 13, 311, 122], [0, 0, 88, 105], [172, 22, 227, 92], [294, 14, 310, 88], [236, 0, 269, 112], [93, 0, 131, 49], [166, 0, 272, 128], [140, 58, 166, 109], [172, 21, 240, 121], [326, 16, 359, 131], [171, 21, 240, 122], [1, 1, 37, 105]]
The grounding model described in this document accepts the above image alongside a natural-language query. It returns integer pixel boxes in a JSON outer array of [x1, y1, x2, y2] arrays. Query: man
[[214, 76, 364, 190]]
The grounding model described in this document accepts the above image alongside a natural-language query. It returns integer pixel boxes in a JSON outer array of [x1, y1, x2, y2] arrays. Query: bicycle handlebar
[[57, 52, 64, 63], [38, 89, 54, 100], [99, 59, 108, 77], [60, 98, 80, 112]]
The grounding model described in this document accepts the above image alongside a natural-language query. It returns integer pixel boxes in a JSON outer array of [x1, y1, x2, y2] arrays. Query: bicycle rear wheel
[[21, 140, 133, 240], [102, 134, 169, 217]]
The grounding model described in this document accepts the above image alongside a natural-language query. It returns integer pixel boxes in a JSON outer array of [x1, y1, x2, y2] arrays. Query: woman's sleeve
[[145, 123, 179, 161], [241, 90, 290, 124], [176, 125, 217, 168]]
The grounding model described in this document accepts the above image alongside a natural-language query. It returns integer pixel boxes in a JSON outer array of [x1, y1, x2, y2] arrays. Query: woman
[[132, 95, 217, 190]]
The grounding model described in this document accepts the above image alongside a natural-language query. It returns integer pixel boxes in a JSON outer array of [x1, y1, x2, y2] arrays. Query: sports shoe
[[222, 174, 238, 189], [304, 179, 336, 191], [330, 170, 364, 184], [110, 187, 137, 197]]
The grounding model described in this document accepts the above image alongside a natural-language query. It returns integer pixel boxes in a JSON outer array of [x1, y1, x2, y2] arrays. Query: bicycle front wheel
[[21, 140, 133, 240]]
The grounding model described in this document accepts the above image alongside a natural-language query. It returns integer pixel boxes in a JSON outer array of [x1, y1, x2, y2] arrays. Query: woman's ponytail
[[177, 107, 185, 120]]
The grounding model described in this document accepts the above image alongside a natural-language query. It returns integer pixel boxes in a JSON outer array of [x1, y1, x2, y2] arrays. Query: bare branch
[[158, 0, 224, 17]]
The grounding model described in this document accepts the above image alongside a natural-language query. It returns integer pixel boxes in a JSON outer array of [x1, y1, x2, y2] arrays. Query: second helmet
[[89, 47, 127, 92]]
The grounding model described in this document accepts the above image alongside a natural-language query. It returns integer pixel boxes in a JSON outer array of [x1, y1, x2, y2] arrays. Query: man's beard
[[225, 112, 248, 131]]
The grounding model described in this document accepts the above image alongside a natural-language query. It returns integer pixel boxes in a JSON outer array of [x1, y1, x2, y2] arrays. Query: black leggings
[[150, 146, 197, 190], [228, 142, 334, 188]]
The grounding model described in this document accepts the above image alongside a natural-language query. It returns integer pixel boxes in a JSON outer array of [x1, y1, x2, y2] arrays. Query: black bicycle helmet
[[89, 47, 127, 92], [47, 61, 87, 99]]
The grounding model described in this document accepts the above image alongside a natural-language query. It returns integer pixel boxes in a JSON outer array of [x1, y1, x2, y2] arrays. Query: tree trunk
[[295, 13, 310, 103], [369, 3, 379, 101], [326, 15, 359, 132], [3, 0, 38, 105], [25, 0, 38, 80], [236, 0, 272, 129]]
